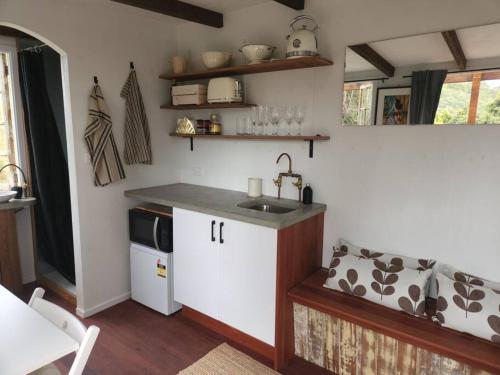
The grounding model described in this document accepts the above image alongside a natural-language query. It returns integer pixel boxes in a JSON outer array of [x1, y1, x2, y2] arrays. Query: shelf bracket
[[190, 137, 194, 151], [308, 140, 314, 158]]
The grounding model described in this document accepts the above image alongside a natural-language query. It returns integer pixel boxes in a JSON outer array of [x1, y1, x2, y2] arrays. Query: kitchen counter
[[124, 183, 326, 229], [0, 197, 36, 211]]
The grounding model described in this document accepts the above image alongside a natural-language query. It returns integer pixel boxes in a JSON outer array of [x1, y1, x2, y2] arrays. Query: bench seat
[[288, 269, 500, 374]]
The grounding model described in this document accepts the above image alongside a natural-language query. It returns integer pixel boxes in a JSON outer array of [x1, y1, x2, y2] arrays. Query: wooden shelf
[[160, 56, 333, 82], [161, 103, 256, 110], [169, 133, 330, 158], [169, 133, 329, 141]]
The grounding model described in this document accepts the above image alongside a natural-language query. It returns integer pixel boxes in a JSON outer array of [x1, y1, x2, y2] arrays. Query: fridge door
[[130, 243, 171, 315]]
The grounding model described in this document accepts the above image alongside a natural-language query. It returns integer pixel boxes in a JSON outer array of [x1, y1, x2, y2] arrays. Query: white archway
[[0, 22, 83, 310]]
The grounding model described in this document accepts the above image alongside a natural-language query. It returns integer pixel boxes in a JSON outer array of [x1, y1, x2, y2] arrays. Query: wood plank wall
[[293, 303, 492, 375]]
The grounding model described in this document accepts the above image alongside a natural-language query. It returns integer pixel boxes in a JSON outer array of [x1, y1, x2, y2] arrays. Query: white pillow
[[324, 251, 432, 317], [435, 273, 500, 343], [339, 238, 436, 271], [440, 264, 500, 292]]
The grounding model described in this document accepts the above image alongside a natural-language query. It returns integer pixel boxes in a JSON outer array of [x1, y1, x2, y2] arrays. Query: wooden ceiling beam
[[110, 0, 223, 28], [441, 30, 467, 70], [273, 0, 305, 10], [348, 44, 395, 77], [445, 70, 500, 83]]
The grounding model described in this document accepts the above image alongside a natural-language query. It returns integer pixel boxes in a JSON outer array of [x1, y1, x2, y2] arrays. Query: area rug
[[178, 343, 279, 375]]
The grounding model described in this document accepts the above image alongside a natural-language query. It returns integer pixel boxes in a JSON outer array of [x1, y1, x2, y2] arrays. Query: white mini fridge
[[130, 242, 181, 315]]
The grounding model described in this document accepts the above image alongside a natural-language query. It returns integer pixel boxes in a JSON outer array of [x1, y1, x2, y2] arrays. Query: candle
[[248, 178, 263, 198]]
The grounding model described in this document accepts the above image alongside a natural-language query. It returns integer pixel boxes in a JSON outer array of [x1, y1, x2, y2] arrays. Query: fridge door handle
[[211, 220, 216, 242], [219, 222, 224, 244], [153, 217, 160, 251]]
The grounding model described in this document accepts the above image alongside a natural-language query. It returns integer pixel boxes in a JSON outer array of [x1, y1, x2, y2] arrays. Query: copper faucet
[[273, 153, 303, 201]]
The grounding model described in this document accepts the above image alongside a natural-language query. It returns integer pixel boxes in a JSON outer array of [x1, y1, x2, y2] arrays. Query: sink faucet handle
[[273, 177, 282, 187]]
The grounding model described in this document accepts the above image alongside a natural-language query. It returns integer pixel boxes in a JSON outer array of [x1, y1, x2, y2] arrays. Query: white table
[[0, 285, 79, 375]]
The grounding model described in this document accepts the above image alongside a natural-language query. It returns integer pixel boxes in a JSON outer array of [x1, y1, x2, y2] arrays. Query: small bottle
[[209, 113, 222, 135], [303, 183, 313, 204]]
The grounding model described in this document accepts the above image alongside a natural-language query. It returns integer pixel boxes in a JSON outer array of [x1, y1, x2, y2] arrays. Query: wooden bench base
[[288, 269, 500, 375]]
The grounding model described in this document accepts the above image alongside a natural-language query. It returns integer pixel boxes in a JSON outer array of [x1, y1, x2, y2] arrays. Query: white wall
[[174, 0, 500, 281], [0, 0, 180, 315]]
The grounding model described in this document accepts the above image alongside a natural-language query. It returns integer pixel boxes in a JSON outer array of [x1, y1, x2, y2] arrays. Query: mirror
[[343, 22, 500, 125]]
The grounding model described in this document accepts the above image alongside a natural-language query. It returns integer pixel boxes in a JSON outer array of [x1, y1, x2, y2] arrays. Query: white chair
[[28, 288, 100, 375]]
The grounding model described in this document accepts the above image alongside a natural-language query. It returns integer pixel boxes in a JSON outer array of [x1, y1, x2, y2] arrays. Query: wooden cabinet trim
[[274, 213, 324, 370]]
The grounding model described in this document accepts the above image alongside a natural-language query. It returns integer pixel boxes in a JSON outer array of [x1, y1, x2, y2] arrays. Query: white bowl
[[201, 51, 232, 69], [239, 44, 276, 64], [0, 191, 17, 203]]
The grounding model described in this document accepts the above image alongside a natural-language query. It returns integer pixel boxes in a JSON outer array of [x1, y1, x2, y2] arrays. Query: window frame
[[0, 42, 28, 190]]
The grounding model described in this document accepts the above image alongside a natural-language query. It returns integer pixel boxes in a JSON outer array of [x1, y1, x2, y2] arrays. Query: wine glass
[[263, 105, 272, 135], [294, 105, 304, 135], [250, 107, 258, 135], [285, 105, 294, 136], [245, 117, 253, 135], [237, 117, 246, 135], [270, 106, 280, 136], [257, 105, 265, 135]]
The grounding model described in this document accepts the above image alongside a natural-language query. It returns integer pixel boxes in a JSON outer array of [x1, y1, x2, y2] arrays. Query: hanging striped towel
[[85, 85, 126, 186], [121, 69, 152, 165]]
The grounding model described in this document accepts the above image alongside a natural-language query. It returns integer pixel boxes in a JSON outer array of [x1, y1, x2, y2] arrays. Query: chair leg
[[28, 287, 46, 307]]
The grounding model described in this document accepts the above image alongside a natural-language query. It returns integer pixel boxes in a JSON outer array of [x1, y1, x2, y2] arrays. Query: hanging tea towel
[[121, 69, 152, 164], [85, 84, 126, 186]]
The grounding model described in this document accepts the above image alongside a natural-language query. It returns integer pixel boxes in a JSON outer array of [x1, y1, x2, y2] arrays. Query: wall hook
[[130, 61, 135, 70], [94, 76, 98, 84]]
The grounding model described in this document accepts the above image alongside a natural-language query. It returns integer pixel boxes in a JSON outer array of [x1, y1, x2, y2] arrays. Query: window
[[0, 51, 20, 190], [343, 82, 373, 125], [435, 70, 500, 125]]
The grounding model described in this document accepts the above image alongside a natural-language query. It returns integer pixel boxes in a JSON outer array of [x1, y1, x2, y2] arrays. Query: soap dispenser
[[303, 183, 313, 204]]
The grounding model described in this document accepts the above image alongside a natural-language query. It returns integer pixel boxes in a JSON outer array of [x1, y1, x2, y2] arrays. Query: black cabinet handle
[[219, 222, 224, 244], [211, 220, 216, 242]]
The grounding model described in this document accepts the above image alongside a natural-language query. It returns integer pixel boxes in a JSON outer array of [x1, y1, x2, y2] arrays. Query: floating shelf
[[160, 56, 333, 82], [161, 103, 256, 110], [169, 133, 330, 158]]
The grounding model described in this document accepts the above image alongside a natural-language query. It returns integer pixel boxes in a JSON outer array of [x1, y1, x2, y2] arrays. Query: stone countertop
[[0, 197, 36, 211], [124, 183, 326, 230]]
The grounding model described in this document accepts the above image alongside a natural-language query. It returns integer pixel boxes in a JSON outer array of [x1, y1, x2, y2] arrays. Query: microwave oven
[[129, 205, 173, 253]]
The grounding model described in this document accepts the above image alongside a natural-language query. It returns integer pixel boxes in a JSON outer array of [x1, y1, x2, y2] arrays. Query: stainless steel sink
[[237, 200, 298, 214]]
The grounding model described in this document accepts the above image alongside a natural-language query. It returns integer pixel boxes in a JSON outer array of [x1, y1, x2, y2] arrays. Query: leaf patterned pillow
[[440, 264, 500, 293], [339, 238, 436, 271], [434, 273, 500, 343], [324, 252, 432, 318]]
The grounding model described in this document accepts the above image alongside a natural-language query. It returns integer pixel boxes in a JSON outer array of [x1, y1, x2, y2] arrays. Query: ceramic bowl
[[201, 51, 232, 69], [239, 44, 276, 64], [0, 191, 17, 203]]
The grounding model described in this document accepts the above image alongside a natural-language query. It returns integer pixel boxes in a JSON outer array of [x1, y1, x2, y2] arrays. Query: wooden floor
[[20, 284, 331, 375]]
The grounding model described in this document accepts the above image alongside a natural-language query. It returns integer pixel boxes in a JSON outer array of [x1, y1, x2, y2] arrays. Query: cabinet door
[[173, 208, 220, 319], [218, 218, 277, 346]]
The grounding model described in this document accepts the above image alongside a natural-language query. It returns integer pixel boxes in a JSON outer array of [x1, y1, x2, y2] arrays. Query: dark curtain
[[409, 70, 448, 124], [18, 51, 75, 284]]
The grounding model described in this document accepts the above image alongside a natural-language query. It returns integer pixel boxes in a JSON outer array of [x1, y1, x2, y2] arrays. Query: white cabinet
[[219, 216, 277, 345], [173, 208, 221, 320], [173, 207, 277, 345]]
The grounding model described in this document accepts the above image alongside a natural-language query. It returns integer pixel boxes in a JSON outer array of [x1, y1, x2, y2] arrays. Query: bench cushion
[[435, 272, 500, 344], [324, 252, 431, 317], [288, 269, 500, 374], [339, 238, 436, 271]]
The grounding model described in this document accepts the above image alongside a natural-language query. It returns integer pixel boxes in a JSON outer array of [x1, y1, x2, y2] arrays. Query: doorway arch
[[0, 21, 83, 310]]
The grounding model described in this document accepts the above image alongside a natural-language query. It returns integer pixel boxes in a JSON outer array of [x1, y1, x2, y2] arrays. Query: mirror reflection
[[343, 23, 500, 125]]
